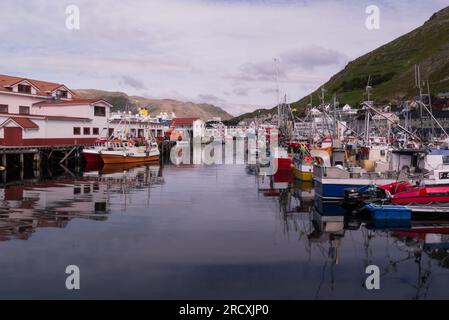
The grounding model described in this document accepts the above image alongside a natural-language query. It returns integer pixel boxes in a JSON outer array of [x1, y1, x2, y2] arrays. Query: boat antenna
[[426, 80, 435, 139], [274, 58, 281, 127]]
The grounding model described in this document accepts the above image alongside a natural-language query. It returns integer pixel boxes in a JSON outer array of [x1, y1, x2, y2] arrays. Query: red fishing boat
[[271, 147, 292, 171], [379, 181, 415, 195], [82, 139, 110, 164], [391, 186, 449, 204]]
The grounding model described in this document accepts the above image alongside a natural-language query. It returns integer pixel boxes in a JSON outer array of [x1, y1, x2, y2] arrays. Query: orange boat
[[101, 153, 159, 164], [100, 140, 160, 164]]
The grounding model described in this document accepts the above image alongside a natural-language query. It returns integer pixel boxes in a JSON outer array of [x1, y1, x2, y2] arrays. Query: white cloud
[[0, 0, 447, 115]]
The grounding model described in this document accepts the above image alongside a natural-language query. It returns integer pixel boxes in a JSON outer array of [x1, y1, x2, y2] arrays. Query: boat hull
[[82, 150, 103, 164], [315, 179, 396, 200], [365, 203, 412, 220], [101, 154, 160, 164], [391, 186, 449, 205], [315, 181, 362, 200], [293, 165, 313, 181], [275, 158, 292, 171]]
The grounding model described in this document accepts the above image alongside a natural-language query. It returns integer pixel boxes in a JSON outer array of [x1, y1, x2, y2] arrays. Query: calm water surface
[[0, 160, 449, 299]]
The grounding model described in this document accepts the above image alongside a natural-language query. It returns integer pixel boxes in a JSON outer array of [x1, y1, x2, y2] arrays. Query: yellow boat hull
[[293, 167, 313, 181]]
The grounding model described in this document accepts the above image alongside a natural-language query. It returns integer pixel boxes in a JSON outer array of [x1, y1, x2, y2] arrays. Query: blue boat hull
[[315, 181, 367, 199], [365, 204, 411, 220]]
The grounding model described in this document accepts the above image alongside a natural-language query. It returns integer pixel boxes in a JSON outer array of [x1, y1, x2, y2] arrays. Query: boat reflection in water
[[0, 162, 163, 242], [256, 165, 449, 300], [2, 152, 449, 299]]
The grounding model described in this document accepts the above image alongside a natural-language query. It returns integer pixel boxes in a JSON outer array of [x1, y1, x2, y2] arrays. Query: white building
[[0, 74, 113, 146], [169, 118, 205, 141]]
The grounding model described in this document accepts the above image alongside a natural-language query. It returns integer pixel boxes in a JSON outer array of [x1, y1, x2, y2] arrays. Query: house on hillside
[[0, 74, 113, 146]]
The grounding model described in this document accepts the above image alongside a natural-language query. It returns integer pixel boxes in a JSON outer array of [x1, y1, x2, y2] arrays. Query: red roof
[[32, 99, 110, 107], [0, 117, 39, 129], [0, 74, 78, 98], [171, 117, 199, 127]]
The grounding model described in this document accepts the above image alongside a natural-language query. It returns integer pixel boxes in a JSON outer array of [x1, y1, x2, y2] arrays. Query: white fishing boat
[[100, 139, 160, 164]]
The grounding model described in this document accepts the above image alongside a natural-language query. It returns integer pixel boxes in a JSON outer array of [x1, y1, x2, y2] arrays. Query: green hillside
[[235, 6, 449, 121]]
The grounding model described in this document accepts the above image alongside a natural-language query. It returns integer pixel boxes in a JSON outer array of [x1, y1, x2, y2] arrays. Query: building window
[[73, 127, 81, 135], [19, 106, 30, 114], [18, 84, 32, 94], [0, 105, 8, 113], [57, 90, 68, 99], [94, 106, 106, 116], [93, 128, 99, 135], [83, 127, 91, 135]]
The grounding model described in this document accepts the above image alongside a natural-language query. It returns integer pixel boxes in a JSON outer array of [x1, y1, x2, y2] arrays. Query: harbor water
[[1, 154, 449, 299]]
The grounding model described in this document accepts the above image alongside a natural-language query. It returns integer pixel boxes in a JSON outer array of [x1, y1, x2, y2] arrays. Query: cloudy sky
[[0, 0, 447, 115]]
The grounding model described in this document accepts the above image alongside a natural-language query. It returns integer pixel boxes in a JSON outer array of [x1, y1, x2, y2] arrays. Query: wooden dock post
[[1, 154, 6, 183], [19, 153, 24, 169], [33, 152, 41, 169], [1, 154, 6, 168], [19, 153, 24, 180], [33, 152, 41, 178]]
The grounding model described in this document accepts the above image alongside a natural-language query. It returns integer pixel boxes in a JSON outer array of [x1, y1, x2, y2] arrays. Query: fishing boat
[[315, 147, 421, 200], [100, 139, 160, 164], [293, 146, 332, 181], [345, 181, 449, 209], [391, 186, 449, 205], [293, 158, 313, 181], [271, 146, 292, 171], [82, 139, 110, 164]]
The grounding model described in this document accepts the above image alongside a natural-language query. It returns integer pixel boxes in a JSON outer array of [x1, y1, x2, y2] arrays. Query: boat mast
[[364, 76, 373, 147], [415, 64, 425, 139], [427, 80, 435, 139], [275, 58, 281, 128], [333, 94, 338, 142]]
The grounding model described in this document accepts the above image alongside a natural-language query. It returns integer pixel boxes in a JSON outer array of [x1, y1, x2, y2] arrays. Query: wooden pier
[[0, 144, 90, 183], [0, 140, 176, 183]]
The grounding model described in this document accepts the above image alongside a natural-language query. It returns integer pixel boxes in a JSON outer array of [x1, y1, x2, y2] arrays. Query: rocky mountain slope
[[75, 89, 233, 121]]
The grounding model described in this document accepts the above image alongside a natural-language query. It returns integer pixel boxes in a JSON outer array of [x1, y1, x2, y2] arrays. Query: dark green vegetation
[[234, 6, 449, 122]]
